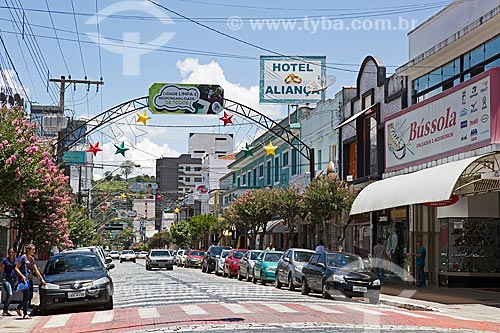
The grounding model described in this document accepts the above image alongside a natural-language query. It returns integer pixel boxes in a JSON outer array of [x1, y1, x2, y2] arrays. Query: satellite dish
[[306, 74, 337, 93]]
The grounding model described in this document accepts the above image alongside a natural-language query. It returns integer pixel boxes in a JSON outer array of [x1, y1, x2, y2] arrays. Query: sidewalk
[[379, 278, 500, 323], [0, 288, 40, 333]]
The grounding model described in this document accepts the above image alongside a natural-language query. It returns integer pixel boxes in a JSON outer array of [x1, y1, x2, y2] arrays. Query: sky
[[0, 0, 453, 178]]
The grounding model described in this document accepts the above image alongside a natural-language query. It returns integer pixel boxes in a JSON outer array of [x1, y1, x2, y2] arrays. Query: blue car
[[252, 250, 284, 285]]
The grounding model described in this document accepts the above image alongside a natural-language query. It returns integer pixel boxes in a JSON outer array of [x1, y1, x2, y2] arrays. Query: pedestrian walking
[[14, 244, 46, 319], [373, 239, 387, 283], [315, 240, 326, 253], [410, 241, 426, 287], [0, 248, 17, 316]]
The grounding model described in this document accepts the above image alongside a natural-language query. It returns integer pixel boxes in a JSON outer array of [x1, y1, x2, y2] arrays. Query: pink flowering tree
[[303, 173, 357, 251], [0, 106, 73, 254]]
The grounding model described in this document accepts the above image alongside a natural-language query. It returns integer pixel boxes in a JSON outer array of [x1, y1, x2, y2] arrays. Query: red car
[[184, 249, 205, 268], [223, 249, 248, 278]]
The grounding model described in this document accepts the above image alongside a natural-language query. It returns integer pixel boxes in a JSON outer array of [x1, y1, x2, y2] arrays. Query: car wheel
[[322, 283, 331, 299], [246, 268, 252, 282], [368, 295, 380, 305], [168, 266, 173, 270], [252, 270, 257, 284], [103, 296, 113, 310], [146, 264, 151, 271], [133, 260, 136, 263], [120, 260, 123, 263], [215, 263, 219, 276], [238, 270, 243, 281], [260, 270, 266, 285], [288, 274, 295, 291], [201, 264, 206, 273], [301, 278, 310, 295], [275, 276, 282, 289]]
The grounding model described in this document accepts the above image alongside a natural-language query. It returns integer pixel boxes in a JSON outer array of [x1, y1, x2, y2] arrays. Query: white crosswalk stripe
[[344, 305, 387, 316], [301, 303, 343, 314], [383, 308, 431, 318], [180, 304, 207, 315], [91, 310, 114, 324], [220, 303, 252, 314], [138, 307, 161, 319], [263, 303, 298, 313], [43, 313, 72, 328]]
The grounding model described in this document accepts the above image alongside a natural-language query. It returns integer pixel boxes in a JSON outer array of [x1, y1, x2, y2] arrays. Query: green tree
[[188, 214, 216, 249], [147, 231, 171, 249], [273, 185, 306, 248], [116, 226, 134, 249], [66, 202, 101, 247], [209, 217, 231, 245], [170, 220, 190, 248], [303, 173, 357, 250], [120, 160, 137, 181]]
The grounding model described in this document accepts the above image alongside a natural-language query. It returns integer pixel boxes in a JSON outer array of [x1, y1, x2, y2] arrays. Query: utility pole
[[49, 75, 104, 164]]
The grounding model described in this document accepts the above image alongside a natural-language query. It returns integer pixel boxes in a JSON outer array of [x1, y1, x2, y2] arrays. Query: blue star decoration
[[114, 142, 129, 156], [242, 142, 253, 157]]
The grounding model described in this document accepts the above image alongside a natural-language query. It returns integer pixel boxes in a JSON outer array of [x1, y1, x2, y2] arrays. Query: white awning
[[350, 154, 489, 215], [334, 104, 377, 130]]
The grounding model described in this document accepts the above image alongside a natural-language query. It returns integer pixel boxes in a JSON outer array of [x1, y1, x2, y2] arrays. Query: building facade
[[188, 133, 234, 158]]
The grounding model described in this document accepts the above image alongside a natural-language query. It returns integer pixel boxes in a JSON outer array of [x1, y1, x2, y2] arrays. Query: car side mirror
[[283, 257, 290, 262], [105, 257, 113, 264], [107, 263, 115, 270], [317, 262, 325, 269]]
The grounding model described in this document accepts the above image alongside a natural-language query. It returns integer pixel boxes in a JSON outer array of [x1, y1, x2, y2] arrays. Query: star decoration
[[120, 193, 127, 199], [219, 112, 233, 126], [174, 208, 180, 214], [114, 142, 129, 156], [242, 142, 254, 157], [264, 141, 278, 156], [136, 111, 151, 125], [86, 142, 103, 156]]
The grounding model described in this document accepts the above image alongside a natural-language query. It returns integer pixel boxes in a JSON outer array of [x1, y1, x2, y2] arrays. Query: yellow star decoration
[[264, 141, 278, 156], [120, 193, 127, 199], [136, 111, 151, 125], [174, 208, 180, 214]]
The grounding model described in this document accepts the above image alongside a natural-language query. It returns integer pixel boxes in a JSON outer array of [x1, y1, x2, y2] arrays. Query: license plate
[[68, 291, 86, 299], [353, 286, 367, 292]]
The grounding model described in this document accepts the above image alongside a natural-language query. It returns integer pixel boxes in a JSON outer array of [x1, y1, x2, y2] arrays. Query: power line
[[70, 0, 87, 77], [0, 34, 30, 102], [44, 0, 70, 76]]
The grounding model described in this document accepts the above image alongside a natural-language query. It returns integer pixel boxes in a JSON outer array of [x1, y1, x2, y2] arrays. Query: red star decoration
[[219, 112, 233, 126], [156, 194, 163, 200], [86, 142, 103, 156]]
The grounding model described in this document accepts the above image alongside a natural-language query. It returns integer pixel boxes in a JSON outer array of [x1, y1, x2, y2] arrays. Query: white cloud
[[176, 58, 283, 119]]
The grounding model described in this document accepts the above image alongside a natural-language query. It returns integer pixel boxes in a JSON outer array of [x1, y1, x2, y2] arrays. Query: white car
[[109, 251, 120, 260], [120, 250, 136, 263], [214, 249, 230, 276]]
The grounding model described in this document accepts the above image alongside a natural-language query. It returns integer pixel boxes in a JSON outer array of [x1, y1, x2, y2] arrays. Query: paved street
[[2, 260, 494, 333]]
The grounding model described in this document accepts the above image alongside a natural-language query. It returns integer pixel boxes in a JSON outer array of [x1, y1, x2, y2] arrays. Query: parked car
[[184, 250, 205, 268], [252, 250, 284, 285], [39, 251, 115, 314], [275, 248, 315, 291], [138, 251, 148, 259], [175, 249, 187, 266], [223, 249, 248, 278], [301, 251, 381, 304], [109, 251, 120, 260], [201, 245, 231, 273], [146, 249, 174, 270], [238, 250, 263, 282], [119, 250, 136, 263], [215, 249, 230, 275], [72, 246, 112, 266]]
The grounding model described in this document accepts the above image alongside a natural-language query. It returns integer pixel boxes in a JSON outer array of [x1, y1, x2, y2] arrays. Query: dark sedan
[[301, 251, 381, 304], [39, 251, 115, 314]]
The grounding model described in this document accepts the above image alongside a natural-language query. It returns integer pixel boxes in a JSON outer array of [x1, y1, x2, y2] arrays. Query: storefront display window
[[353, 213, 370, 259], [439, 218, 500, 287]]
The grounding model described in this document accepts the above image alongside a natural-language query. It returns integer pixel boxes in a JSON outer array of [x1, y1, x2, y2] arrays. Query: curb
[[379, 298, 437, 311]]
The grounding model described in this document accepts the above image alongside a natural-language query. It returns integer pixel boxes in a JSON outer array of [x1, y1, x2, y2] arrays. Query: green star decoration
[[242, 142, 253, 157], [114, 142, 129, 156]]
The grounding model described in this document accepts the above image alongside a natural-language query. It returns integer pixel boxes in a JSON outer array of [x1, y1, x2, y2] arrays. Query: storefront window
[[353, 213, 371, 259]]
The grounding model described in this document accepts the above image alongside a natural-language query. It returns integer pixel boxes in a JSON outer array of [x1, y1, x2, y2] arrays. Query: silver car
[[237, 250, 263, 281], [175, 249, 187, 266], [215, 249, 230, 276], [275, 248, 315, 290], [146, 249, 174, 270]]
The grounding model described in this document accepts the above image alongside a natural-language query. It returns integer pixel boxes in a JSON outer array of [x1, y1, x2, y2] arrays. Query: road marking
[[383, 308, 431, 318], [180, 305, 207, 315], [431, 312, 479, 322], [43, 314, 72, 328], [91, 310, 114, 323], [138, 307, 160, 319], [344, 305, 387, 316], [263, 303, 298, 313], [220, 303, 252, 314], [301, 303, 343, 314]]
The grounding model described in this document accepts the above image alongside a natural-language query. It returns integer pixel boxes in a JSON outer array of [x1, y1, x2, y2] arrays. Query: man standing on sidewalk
[[411, 241, 426, 287], [373, 239, 387, 284]]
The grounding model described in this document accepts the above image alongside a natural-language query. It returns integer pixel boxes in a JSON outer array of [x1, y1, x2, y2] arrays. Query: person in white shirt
[[315, 240, 326, 253]]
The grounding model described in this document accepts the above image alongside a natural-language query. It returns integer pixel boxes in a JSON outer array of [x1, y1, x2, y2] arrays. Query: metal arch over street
[[55, 96, 314, 180]]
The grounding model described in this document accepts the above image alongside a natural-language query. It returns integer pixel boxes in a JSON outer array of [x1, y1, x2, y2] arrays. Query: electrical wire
[[44, 0, 70, 76], [70, 0, 87, 77]]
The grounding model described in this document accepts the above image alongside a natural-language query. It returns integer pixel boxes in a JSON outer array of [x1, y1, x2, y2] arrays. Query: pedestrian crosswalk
[[32, 301, 443, 332]]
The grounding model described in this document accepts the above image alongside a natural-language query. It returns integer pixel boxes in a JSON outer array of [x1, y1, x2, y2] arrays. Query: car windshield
[[221, 250, 230, 258], [326, 253, 364, 270], [122, 250, 134, 254], [211, 247, 228, 256], [191, 251, 204, 256], [233, 251, 245, 259], [294, 251, 314, 263], [45, 254, 102, 275], [250, 251, 262, 260], [264, 252, 282, 262], [150, 251, 171, 257], [110, 251, 118, 254]]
